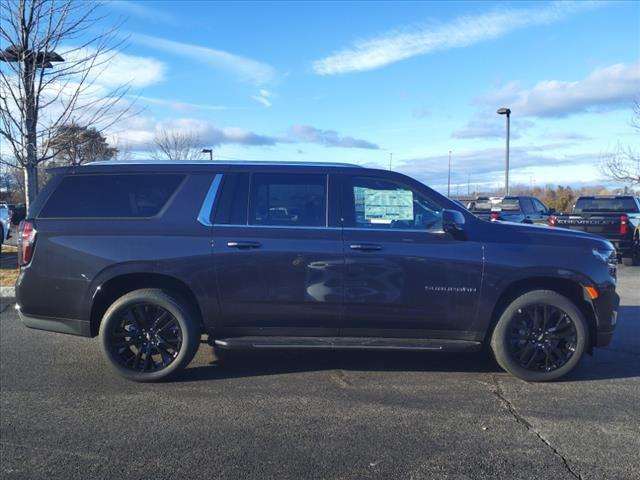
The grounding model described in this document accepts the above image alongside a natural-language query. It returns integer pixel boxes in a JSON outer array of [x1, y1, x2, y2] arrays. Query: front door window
[[349, 176, 443, 232]]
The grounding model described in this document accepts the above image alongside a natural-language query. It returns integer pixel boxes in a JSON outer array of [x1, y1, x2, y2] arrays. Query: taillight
[[549, 215, 558, 226], [490, 212, 500, 222], [18, 220, 36, 266], [620, 215, 629, 235]]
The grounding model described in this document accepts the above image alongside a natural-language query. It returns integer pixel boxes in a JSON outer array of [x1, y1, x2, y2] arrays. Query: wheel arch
[[89, 273, 203, 337], [484, 276, 597, 351]]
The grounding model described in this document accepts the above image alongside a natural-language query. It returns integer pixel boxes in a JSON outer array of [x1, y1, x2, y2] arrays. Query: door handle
[[350, 243, 382, 251], [227, 241, 262, 249]]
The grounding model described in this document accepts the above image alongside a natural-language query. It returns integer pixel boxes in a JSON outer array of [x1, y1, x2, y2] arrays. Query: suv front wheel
[[99, 289, 200, 382], [491, 290, 588, 382]]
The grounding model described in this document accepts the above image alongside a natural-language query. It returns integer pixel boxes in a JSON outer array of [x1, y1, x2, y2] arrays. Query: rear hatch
[[556, 196, 637, 239]]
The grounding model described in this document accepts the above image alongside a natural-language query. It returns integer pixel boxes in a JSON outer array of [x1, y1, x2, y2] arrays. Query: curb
[[0, 286, 16, 297]]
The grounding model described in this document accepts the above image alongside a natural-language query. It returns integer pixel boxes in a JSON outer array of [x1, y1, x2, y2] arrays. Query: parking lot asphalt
[[1, 267, 638, 480]]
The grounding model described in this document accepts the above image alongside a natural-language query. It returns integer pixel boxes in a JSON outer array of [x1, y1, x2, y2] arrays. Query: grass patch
[[0, 268, 19, 287], [1, 246, 19, 287]]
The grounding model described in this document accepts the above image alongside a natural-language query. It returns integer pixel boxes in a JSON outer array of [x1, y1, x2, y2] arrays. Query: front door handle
[[227, 241, 262, 249], [350, 243, 382, 251]]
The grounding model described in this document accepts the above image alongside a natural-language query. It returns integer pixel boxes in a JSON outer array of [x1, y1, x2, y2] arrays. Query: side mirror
[[548, 208, 556, 215], [442, 209, 466, 238]]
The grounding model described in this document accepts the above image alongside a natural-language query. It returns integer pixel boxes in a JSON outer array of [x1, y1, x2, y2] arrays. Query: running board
[[213, 336, 482, 353]]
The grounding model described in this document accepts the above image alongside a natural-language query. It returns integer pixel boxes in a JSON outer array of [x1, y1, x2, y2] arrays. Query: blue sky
[[100, 0, 638, 193]]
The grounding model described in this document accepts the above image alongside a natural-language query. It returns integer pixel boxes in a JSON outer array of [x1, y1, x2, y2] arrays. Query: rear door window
[[39, 174, 184, 218], [248, 173, 327, 227], [214, 173, 250, 225]]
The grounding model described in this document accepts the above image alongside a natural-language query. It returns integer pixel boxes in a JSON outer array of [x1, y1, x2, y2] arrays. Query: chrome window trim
[[344, 227, 446, 234], [210, 224, 444, 233], [197, 174, 223, 227], [213, 224, 341, 231]]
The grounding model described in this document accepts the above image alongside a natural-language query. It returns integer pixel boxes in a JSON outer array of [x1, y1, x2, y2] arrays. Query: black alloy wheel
[[108, 303, 183, 372], [99, 289, 200, 382], [507, 304, 577, 373], [491, 290, 588, 382]]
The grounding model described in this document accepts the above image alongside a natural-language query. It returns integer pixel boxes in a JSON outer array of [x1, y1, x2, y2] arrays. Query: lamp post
[[496, 107, 511, 195], [447, 150, 452, 197], [0, 45, 64, 204], [201, 148, 213, 160]]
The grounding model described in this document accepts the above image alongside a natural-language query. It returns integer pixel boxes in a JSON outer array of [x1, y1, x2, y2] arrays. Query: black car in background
[[467, 196, 553, 224], [551, 195, 640, 265], [16, 161, 618, 383]]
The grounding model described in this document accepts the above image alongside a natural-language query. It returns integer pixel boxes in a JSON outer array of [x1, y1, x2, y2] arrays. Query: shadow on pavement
[[179, 350, 501, 383], [177, 305, 640, 384]]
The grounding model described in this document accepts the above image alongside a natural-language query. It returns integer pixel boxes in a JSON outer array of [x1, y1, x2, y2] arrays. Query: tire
[[99, 289, 200, 382], [490, 290, 588, 382], [623, 235, 640, 266]]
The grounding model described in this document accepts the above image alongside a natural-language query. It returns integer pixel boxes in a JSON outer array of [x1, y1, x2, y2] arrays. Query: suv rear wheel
[[99, 289, 200, 382], [622, 234, 640, 266], [491, 290, 588, 382]]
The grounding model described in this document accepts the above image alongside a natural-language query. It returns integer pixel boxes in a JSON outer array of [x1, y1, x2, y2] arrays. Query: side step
[[214, 336, 482, 353]]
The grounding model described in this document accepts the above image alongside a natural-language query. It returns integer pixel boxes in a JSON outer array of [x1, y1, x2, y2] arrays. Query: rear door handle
[[350, 243, 382, 251], [227, 241, 262, 249]]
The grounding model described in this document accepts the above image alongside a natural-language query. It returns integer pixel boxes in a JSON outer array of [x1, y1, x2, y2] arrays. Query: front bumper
[[590, 287, 619, 348], [18, 309, 92, 337]]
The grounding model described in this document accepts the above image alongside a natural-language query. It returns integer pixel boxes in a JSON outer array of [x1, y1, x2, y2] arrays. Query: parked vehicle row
[[0, 202, 11, 248], [16, 161, 619, 383], [550, 195, 640, 266], [465, 194, 639, 265], [467, 196, 554, 224]]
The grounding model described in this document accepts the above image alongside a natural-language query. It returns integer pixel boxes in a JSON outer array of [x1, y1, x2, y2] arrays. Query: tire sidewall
[[99, 289, 200, 382], [491, 290, 589, 382]]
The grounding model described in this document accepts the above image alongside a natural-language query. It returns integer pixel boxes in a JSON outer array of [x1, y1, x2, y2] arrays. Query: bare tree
[[152, 129, 206, 161], [0, 0, 133, 208], [601, 100, 640, 186]]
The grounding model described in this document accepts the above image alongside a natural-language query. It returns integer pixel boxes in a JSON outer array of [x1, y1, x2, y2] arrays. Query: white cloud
[[131, 34, 275, 85], [397, 144, 602, 190], [452, 113, 534, 139], [136, 95, 230, 112], [290, 125, 380, 149], [312, 1, 601, 75], [108, 1, 177, 24], [251, 89, 272, 107], [477, 61, 640, 117], [107, 117, 381, 153], [110, 117, 280, 150], [59, 46, 166, 88], [96, 52, 166, 88]]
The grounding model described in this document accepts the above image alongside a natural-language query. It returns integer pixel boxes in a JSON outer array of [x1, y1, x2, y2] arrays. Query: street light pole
[[497, 107, 511, 195], [447, 150, 452, 198], [201, 148, 213, 160], [1, 45, 64, 205]]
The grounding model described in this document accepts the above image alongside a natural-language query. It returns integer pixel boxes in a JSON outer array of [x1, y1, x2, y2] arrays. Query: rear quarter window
[[39, 174, 184, 218]]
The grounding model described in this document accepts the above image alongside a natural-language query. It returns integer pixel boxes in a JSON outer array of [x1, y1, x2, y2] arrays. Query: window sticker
[[354, 187, 414, 223]]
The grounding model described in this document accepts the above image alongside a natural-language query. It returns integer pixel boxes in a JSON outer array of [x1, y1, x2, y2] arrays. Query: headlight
[[592, 248, 617, 275]]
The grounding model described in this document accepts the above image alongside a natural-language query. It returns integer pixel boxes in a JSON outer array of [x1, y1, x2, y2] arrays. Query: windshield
[[574, 197, 638, 213]]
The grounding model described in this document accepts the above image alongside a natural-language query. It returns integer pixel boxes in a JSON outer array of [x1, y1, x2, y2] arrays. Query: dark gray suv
[[16, 161, 619, 382]]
